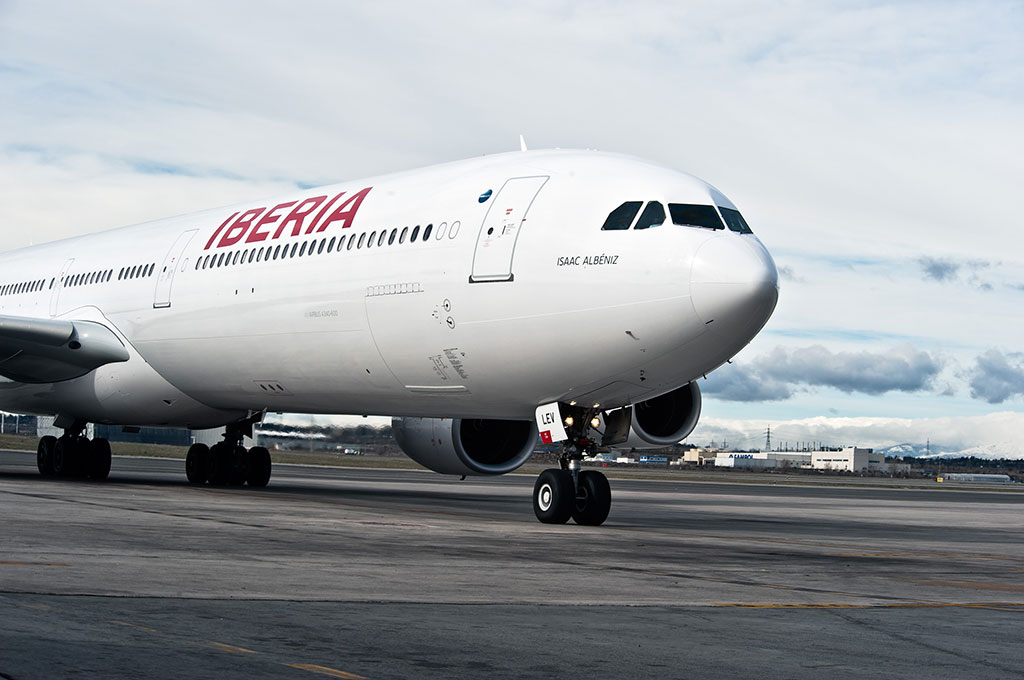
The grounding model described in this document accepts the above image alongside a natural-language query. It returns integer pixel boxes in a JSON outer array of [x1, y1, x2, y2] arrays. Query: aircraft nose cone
[[690, 236, 779, 340]]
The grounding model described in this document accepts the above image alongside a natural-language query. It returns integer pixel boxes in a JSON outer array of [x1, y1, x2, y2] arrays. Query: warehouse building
[[811, 447, 890, 472]]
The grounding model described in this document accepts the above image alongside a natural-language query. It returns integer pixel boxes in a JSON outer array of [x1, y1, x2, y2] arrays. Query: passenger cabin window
[[668, 204, 725, 230], [633, 202, 666, 230], [601, 201, 643, 230], [719, 207, 753, 234]]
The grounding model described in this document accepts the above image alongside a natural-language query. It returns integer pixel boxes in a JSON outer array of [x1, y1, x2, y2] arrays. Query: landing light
[[590, 416, 601, 429], [564, 416, 574, 427]]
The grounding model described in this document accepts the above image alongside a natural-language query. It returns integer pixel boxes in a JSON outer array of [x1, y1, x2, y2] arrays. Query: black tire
[[87, 438, 112, 481], [207, 442, 232, 485], [53, 436, 81, 477], [246, 446, 272, 487], [533, 468, 574, 524], [572, 470, 611, 526], [185, 443, 210, 484], [37, 436, 57, 477], [228, 446, 248, 486]]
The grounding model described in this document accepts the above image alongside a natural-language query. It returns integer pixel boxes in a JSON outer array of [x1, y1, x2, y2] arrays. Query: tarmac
[[1, 450, 1023, 679]]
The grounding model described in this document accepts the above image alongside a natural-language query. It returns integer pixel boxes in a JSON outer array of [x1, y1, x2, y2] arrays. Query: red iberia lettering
[[206, 186, 373, 248], [218, 208, 267, 248], [274, 195, 327, 239], [316, 187, 372, 232], [204, 212, 239, 250], [246, 201, 296, 243], [306, 192, 346, 234]]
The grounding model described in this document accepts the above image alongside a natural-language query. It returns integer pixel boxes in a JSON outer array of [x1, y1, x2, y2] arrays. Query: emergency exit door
[[153, 229, 198, 308], [469, 176, 548, 283]]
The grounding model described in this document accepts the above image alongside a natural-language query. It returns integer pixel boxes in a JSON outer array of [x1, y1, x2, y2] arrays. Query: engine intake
[[392, 417, 538, 476], [631, 382, 702, 446]]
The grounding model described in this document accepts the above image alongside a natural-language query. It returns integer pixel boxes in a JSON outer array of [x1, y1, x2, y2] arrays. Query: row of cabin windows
[[61, 263, 154, 288], [119, 263, 156, 281], [0, 279, 46, 296], [601, 201, 753, 234], [196, 224, 436, 271], [64, 269, 113, 287], [1, 262, 156, 298]]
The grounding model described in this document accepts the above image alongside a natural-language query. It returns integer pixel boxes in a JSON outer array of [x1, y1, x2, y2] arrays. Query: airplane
[[0, 148, 778, 526]]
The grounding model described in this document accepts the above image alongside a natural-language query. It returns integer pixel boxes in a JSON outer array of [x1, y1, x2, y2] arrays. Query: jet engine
[[630, 382, 702, 446], [392, 417, 539, 476]]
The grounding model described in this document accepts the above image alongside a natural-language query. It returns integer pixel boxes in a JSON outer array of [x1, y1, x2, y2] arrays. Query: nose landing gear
[[532, 406, 612, 526]]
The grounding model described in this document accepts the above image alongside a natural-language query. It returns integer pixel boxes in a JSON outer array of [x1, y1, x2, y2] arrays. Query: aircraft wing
[[0, 314, 130, 383]]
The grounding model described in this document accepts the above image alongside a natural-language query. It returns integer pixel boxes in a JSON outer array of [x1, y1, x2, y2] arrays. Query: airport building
[[811, 447, 891, 472], [713, 454, 776, 469], [712, 451, 811, 469]]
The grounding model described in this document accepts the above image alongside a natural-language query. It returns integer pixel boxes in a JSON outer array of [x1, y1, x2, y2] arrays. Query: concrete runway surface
[[1, 450, 1023, 679]]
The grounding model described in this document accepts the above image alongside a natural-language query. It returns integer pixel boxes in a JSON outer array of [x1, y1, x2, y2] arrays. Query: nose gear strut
[[533, 405, 612, 526]]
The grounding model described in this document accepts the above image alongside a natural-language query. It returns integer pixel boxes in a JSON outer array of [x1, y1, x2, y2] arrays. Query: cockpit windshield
[[719, 207, 753, 234], [601, 201, 753, 234], [668, 204, 724, 230], [633, 201, 665, 230], [600, 201, 643, 230]]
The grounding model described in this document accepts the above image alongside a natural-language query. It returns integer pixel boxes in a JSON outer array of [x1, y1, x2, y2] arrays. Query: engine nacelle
[[392, 417, 539, 476], [631, 382, 702, 446]]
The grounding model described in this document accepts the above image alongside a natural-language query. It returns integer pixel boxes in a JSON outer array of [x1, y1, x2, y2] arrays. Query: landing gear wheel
[[207, 442, 232, 485], [53, 436, 83, 477], [228, 445, 248, 486], [37, 436, 56, 477], [87, 438, 112, 481], [246, 447, 272, 487], [533, 468, 574, 524], [572, 470, 611, 526], [185, 444, 210, 484]]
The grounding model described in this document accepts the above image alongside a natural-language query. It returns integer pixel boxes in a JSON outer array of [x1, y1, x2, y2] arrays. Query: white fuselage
[[0, 150, 778, 429]]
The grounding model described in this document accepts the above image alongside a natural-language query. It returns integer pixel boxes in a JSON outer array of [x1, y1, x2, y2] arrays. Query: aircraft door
[[469, 175, 548, 283], [49, 258, 75, 317], [153, 229, 198, 308]]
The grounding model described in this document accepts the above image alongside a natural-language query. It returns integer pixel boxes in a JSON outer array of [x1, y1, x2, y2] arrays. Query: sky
[[1, 1, 1022, 455]]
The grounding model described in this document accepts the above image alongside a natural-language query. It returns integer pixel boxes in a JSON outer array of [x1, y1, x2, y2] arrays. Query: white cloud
[[692, 411, 1024, 459]]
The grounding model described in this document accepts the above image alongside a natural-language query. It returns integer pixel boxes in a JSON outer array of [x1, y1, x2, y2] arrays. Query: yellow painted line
[[0, 560, 71, 567], [910, 579, 1024, 593], [711, 602, 1024, 610], [189, 640, 257, 654], [693, 533, 1024, 563], [112, 620, 159, 633], [831, 551, 1016, 561], [24, 603, 51, 611], [285, 663, 367, 679]]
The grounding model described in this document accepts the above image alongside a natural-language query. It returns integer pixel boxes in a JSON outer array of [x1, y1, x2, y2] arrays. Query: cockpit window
[[719, 207, 753, 234], [601, 201, 643, 230], [668, 204, 724, 230], [633, 201, 666, 230]]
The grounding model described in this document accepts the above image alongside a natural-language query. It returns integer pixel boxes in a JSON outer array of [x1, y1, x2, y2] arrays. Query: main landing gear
[[184, 423, 272, 488], [533, 407, 612, 526], [36, 420, 111, 481]]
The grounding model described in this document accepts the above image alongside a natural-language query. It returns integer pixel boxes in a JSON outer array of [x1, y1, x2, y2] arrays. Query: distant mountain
[[877, 443, 929, 457], [876, 442, 1024, 460], [695, 412, 1024, 462]]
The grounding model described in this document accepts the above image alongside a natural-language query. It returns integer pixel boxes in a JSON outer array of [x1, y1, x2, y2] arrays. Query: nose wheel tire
[[533, 468, 574, 524], [572, 470, 611, 526]]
